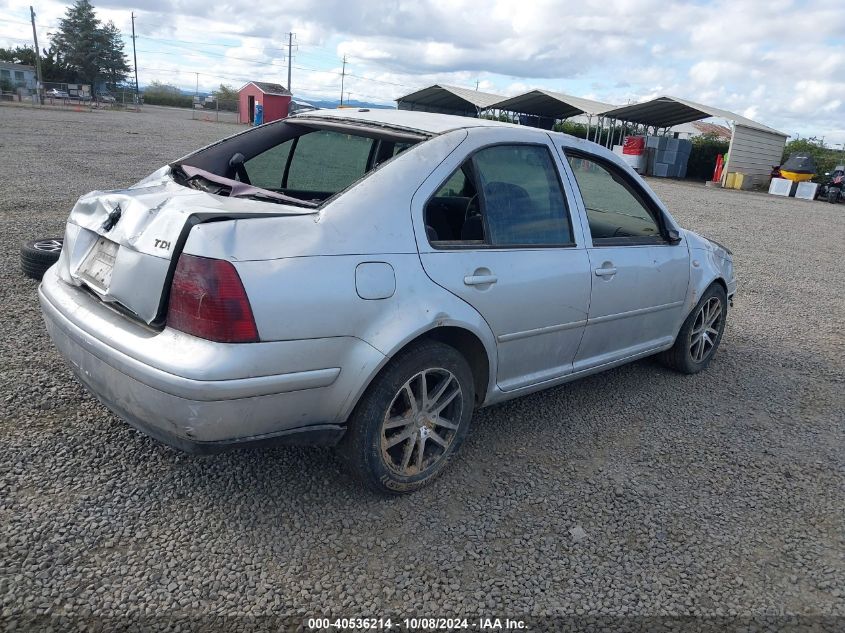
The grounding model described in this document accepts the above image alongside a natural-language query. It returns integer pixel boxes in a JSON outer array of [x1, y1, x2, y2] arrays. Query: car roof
[[289, 107, 532, 136], [286, 107, 626, 168]]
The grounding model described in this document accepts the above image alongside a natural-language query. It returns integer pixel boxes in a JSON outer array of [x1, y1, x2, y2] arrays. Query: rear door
[[413, 129, 591, 392], [561, 150, 689, 370]]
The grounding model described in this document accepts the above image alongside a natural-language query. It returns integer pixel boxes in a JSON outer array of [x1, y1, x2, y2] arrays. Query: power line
[[135, 36, 289, 68]]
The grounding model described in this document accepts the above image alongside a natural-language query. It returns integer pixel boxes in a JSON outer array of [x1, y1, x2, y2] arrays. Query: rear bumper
[[38, 266, 386, 451]]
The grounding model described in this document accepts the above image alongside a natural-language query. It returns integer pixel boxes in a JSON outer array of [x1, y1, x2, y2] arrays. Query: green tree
[[99, 21, 130, 89], [50, 0, 129, 87], [0, 44, 71, 83], [687, 133, 730, 180], [0, 45, 37, 66], [212, 83, 239, 111], [142, 80, 193, 108]]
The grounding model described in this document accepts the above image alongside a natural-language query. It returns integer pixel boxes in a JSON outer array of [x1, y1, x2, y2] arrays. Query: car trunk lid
[[58, 167, 313, 325]]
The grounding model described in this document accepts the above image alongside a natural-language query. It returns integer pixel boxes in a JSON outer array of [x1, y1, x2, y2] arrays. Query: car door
[[412, 130, 591, 392], [561, 149, 689, 370]]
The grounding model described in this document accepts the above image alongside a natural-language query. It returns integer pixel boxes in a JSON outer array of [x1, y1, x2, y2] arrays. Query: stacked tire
[[20, 238, 63, 280]]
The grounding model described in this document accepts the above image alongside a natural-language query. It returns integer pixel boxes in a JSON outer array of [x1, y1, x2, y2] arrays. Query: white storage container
[[768, 177, 792, 196], [795, 182, 819, 201]]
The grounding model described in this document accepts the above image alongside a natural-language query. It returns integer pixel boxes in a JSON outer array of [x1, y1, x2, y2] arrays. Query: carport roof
[[396, 84, 506, 112], [488, 89, 617, 118], [602, 95, 786, 136]]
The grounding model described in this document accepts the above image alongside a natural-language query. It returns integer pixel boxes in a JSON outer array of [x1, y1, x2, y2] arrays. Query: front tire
[[339, 340, 475, 495], [661, 283, 727, 374]]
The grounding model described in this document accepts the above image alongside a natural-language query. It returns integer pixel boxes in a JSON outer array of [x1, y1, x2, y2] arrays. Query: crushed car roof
[[289, 107, 524, 135]]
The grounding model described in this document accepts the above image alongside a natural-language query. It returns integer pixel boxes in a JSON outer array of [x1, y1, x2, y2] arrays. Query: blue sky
[[1, 0, 843, 144]]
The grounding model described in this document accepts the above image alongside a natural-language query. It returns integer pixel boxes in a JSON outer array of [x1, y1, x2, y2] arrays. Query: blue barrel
[[253, 103, 264, 126]]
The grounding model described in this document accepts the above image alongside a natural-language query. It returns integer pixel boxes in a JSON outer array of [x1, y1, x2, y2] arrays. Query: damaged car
[[39, 109, 736, 494]]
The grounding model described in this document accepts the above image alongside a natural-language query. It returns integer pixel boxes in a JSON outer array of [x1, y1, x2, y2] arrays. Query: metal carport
[[396, 84, 505, 117], [487, 89, 616, 130], [602, 95, 788, 187]]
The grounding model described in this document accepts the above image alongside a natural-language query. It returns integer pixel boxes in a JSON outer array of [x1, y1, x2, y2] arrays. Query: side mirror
[[825, 172, 831, 176], [667, 229, 682, 244]]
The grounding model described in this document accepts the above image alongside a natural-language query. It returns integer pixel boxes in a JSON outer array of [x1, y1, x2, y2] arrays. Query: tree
[[49, 0, 129, 88], [99, 21, 130, 90], [142, 81, 193, 108], [0, 46, 37, 66], [213, 83, 239, 111], [0, 44, 71, 83]]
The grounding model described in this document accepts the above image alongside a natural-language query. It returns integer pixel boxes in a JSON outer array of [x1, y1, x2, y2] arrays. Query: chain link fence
[[191, 98, 240, 124], [1, 84, 241, 123]]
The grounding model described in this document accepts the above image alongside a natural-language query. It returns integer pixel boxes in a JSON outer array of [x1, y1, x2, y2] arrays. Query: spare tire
[[21, 237, 63, 280]]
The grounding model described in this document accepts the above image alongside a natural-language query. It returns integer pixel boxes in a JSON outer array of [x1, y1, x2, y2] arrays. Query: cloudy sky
[[1, 0, 843, 144]]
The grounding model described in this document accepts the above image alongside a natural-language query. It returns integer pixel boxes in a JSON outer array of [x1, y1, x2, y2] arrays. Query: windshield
[[172, 120, 422, 207]]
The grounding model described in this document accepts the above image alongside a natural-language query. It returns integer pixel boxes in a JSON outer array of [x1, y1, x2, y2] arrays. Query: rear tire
[[20, 238, 63, 280], [660, 283, 727, 374], [338, 340, 475, 495], [828, 189, 839, 204]]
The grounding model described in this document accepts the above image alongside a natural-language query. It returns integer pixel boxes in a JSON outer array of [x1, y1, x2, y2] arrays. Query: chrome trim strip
[[588, 300, 685, 325], [497, 319, 588, 343]]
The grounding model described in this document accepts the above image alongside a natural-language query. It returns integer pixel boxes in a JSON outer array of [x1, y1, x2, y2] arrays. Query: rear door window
[[424, 144, 573, 247]]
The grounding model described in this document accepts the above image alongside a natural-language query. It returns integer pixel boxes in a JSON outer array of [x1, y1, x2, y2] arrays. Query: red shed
[[238, 81, 292, 124]]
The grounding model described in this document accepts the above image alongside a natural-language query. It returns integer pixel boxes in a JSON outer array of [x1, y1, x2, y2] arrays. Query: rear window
[[175, 122, 424, 208], [241, 129, 406, 200]]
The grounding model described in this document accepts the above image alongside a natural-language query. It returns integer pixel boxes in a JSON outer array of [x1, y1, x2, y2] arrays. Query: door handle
[[464, 274, 498, 286], [594, 267, 617, 277]]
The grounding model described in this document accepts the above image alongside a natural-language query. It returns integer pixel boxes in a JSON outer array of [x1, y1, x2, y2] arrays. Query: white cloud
[[0, 0, 843, 142]]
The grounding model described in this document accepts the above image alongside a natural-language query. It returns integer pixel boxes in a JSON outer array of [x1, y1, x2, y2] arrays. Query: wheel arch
[[341, 323, 496, 423], [418, 326, 490, 405]]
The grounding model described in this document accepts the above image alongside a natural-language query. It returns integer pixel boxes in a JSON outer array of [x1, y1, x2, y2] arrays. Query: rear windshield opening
[[172, 121, 424, 207]]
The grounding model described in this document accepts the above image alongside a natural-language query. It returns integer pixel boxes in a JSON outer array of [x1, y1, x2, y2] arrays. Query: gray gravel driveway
[[0, 104, 842, 630]]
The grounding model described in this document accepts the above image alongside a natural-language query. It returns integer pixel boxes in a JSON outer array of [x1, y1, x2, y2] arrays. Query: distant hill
[[139, 84, 396, 110], [304, 98, 394, 110]]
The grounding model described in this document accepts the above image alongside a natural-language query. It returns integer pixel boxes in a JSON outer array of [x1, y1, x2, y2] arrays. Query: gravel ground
[[1, 104, 843, 631]]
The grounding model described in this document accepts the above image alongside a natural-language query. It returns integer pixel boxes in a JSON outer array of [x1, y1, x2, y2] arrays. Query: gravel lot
[[1, 104, 843, 630]]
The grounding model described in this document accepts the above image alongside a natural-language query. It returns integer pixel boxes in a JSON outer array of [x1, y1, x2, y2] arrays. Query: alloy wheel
[[689, 296, 723, 363], [381, 368, 463, 476]]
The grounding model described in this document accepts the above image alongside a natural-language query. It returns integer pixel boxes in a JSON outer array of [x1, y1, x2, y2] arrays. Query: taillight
[[167, 254, 259, 343]]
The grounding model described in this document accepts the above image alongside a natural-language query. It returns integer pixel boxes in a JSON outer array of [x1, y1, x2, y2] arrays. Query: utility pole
[[340, 55, 347, 106], [131, 12, 139, 103], [475, 80, 479, 90], [195, 72, 198, 97], [29, 6, 44, 104], [287, 32, 293, 92]]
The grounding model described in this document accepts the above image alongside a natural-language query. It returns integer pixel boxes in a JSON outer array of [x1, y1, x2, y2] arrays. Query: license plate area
[[78, 237, 119, 293]]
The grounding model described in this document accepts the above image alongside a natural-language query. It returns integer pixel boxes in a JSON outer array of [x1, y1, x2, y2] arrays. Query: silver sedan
[[39, 109, 736, 493]]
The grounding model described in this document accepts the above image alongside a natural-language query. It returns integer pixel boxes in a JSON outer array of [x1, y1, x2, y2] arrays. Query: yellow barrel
[[724, 172, 737, 188]]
